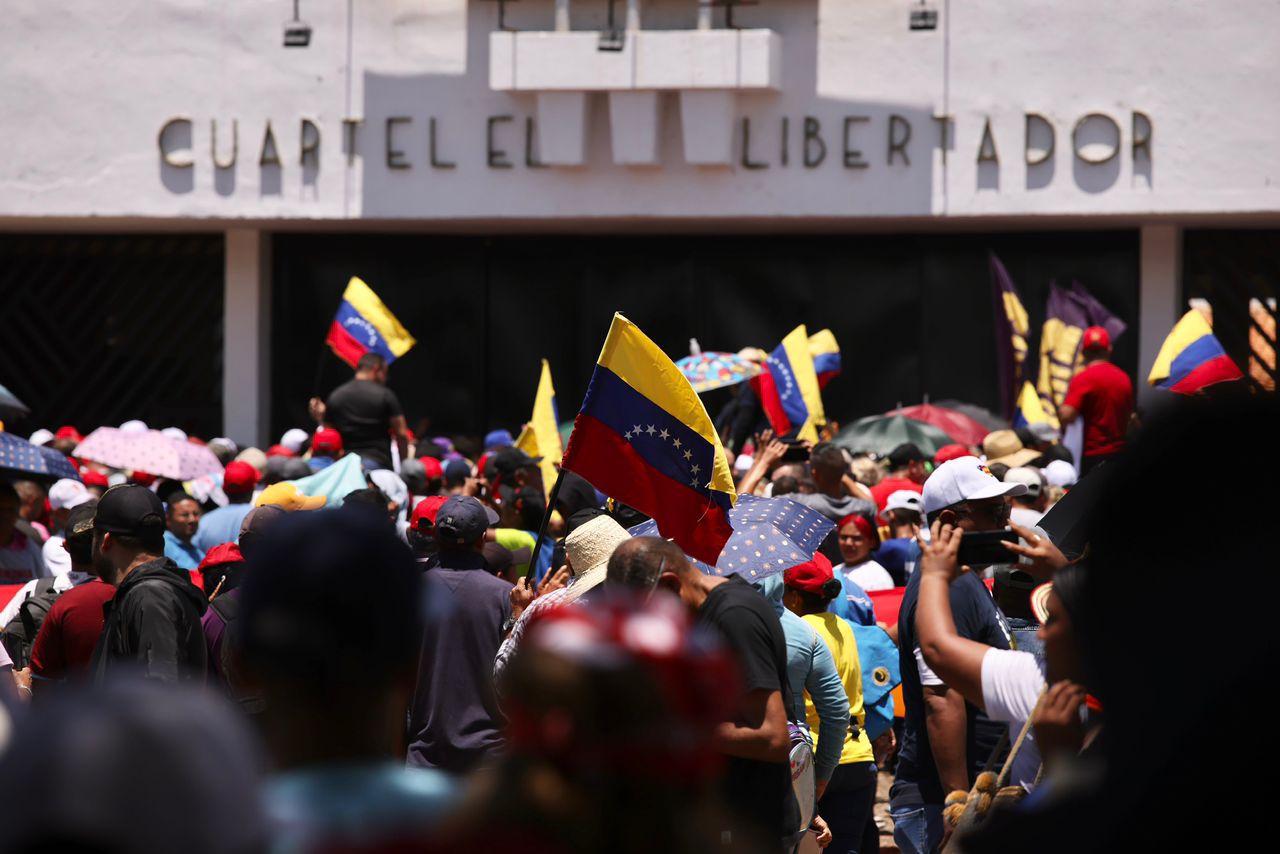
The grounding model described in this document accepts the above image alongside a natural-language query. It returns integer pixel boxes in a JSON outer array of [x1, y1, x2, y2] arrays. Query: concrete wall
[[2, 0, 1278, 223]]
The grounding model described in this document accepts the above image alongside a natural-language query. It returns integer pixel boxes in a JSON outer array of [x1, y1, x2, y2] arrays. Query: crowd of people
[[0, 346, 1273, 853]]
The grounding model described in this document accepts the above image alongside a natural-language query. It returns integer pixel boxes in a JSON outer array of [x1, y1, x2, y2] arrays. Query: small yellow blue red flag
[[325, 277, 417, 368], [753, 325, 826, 444], [808, 329, 841, 389], [562, 314, 735, 565], [1148, 306, 1242, 394]]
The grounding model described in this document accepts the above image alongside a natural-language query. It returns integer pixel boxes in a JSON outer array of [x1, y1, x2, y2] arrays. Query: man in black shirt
[[658, 556, 795, 847], [311, 353, 409, 470], [890, 456, 1025, 854]]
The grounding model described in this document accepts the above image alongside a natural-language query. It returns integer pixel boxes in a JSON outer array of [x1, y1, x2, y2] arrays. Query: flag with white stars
[[628, 494, 835, 581]]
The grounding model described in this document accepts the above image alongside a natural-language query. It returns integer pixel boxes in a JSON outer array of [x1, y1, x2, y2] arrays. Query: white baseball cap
[[280, 428, 311, 454], [29, 429, 54, 447], [161, 427, 188, 442], [48, 478, 93, 511], [922, 455, 1028, 515], [120, 419, 149, 433], [1044, 459, 1078, 488], [884, 490, 924, 515], [1003, 466, 1045, 498]]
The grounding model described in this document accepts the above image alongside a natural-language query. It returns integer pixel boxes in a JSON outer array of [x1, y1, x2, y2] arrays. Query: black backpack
[[0, 578, 62, 669]]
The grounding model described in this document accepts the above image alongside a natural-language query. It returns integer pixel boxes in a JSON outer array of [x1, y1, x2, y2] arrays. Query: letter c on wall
[[158, 117, 194, 168]]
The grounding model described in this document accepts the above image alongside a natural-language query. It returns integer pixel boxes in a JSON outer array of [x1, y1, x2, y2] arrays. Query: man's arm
[[923, 684, 970, 795], [737, 436, 785, 496], [714, 687, 791, 763], [1057, 403, 1079, 425], [389, 415, 410, 462]]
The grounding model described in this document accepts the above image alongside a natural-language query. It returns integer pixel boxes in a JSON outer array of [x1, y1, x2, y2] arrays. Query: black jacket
[[91, 557, 208, 685]]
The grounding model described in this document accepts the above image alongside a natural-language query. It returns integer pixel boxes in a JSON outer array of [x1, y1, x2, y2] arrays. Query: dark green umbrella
[[833, 413, 953, 458], [0, 384, 30, 425]]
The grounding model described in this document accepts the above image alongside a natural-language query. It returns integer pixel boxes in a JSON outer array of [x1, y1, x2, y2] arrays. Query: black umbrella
[[0, 384, 30, 425], [1038, 462, 1114, 560]]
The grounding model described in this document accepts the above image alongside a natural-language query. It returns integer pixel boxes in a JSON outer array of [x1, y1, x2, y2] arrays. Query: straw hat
[[1030, 582, 1054, 624], [561, 515, 632, 603], [981, 430, 1040, 468]]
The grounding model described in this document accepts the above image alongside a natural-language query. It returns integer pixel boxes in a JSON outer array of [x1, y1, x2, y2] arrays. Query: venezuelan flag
[[1012, 381, 1058, 430], [754, 325, 826, 444], [325, 277, 417, 368], [1148, 308, 1242, 394], [514, 359, 563, 500], [808, 329, 842, 389], [562, 314, 736, 565]]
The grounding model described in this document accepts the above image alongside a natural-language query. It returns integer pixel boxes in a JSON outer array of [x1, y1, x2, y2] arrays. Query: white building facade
[[2, 1, 1277, 445]]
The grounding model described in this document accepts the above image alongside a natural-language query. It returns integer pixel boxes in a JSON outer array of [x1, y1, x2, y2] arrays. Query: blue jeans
[[819, 761, 878, 854], [889, 802, 943, 854], [1007, 616, 1044, 661]]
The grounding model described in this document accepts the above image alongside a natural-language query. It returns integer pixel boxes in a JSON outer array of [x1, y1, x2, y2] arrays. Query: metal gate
[[0, 234, 225, 437]]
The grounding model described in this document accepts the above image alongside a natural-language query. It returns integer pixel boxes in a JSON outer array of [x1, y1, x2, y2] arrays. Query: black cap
[[65, 500, 99, 540], [491, 447, 542, 478], [435, 495, 496, 546], [887, 442, 926, 469], [93, 485, 165, 537]]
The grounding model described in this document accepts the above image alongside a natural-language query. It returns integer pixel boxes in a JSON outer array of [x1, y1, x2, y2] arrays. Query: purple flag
[[990, 253, 1029, 421], [1069, 281, 1127, 342], [1036, 281, 1125, 411]]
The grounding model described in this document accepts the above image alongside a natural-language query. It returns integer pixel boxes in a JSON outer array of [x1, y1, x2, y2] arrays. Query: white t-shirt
[[1010, 506, 1045, 529], [981, 647, 1046, 791], [836, 559, 894, 592]]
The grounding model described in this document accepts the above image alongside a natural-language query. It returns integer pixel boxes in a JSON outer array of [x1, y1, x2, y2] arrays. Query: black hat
[[65, 500, 99, 541], [886, 442, 926, 469], [491, 447, 542, 478], [435, 495, 496, 546], [93, 485, 165, 537]]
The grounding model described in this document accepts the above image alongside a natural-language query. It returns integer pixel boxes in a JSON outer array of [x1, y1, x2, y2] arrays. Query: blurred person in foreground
[[963, 393, 1277, 854], [436, 594, 775, 854], [237, 508, 457, 851], [0, 679, 266, 854], [89, 485, 208, 685], [782, 556, 880, 854]]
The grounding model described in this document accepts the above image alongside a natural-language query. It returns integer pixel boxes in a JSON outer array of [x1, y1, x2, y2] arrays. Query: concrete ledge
[[490, 29, 780, 92]]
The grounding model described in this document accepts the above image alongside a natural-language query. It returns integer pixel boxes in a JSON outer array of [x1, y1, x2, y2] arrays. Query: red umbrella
[[888, 403, 991, 448]]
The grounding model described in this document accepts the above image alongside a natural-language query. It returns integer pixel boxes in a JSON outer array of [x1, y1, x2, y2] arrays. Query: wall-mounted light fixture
[[599, 0, 625, 51], [909, 1, 939, 31], [283, 0, 311, 47]]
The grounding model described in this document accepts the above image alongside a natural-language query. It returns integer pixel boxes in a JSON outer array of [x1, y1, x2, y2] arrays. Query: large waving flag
[[1148, 305, 1242, 394], [561, 314, 735, 565], [325, 277, 417, 368], [1012, 380, 1057, 430], [990, 253, 1029, 421], [753, 325, 826, 444], [808, 329, 842, 389], [1037, 281, 1126, 413], [514, 359, 563, 500]]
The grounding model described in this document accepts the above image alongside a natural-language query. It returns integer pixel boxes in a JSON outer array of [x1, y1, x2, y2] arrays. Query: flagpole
[[527, 467, 565, 582]]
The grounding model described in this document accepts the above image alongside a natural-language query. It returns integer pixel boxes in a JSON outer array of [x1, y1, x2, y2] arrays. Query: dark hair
[[809, 442, 847, 480], [606, 537, 684, 592], [356, 353, 386, 372], [513, 488, 545, 531], [772, 475, 799, 496], [66, 530, 94, 567], [986, 461, 1010, 482], [887, 507, 922, 527], [166, 494, 200, 514]]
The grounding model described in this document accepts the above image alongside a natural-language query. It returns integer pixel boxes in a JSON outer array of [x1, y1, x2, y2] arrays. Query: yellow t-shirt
[[802, 612, 876, 765]]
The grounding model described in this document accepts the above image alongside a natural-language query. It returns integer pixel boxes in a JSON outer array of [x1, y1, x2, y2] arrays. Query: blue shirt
[[193, 503, 254, 553], [163, 530, 205, 570], [756, 577, 849, 783], [873, 537, 914, 586]]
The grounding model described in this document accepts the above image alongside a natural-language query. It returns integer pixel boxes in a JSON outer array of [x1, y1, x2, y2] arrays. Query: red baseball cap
[[783, 552, 835, 595], [198, 542, 244, 572], [933, 443, 971, 466], [1082, 326, 1111, 351], [222, 460, 259, 495], [80, 469, 109, 489], [265, 444, 296, 458], [419, 456, 444, 480], [410, 495, 448, 531], [312, 428, 343, 456], [55, 425, 84, 442]]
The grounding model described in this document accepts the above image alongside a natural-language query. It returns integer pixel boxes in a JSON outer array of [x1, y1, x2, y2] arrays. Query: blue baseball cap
[[484, 429, 515, 449], [435, 495, 498, 546]]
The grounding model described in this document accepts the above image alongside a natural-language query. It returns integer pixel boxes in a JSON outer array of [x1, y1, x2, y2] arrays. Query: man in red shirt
[[30, 503, 115, 690], [1060, 326, 1134, 475], [869, 443, 928, 513]]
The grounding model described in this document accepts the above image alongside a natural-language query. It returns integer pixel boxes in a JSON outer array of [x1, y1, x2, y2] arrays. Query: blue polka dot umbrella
[[0, 431, 80, 482], [674, 345, 763, 394], [628, 494, 835, 581]]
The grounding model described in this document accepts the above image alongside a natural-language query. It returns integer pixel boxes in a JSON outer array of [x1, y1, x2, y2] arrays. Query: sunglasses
[[953, 500, 1011, 523]]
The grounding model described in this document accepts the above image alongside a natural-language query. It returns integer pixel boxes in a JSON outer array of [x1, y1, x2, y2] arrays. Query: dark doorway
[[272, 231, 1138, 440], [0, 234, 225, 437]]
